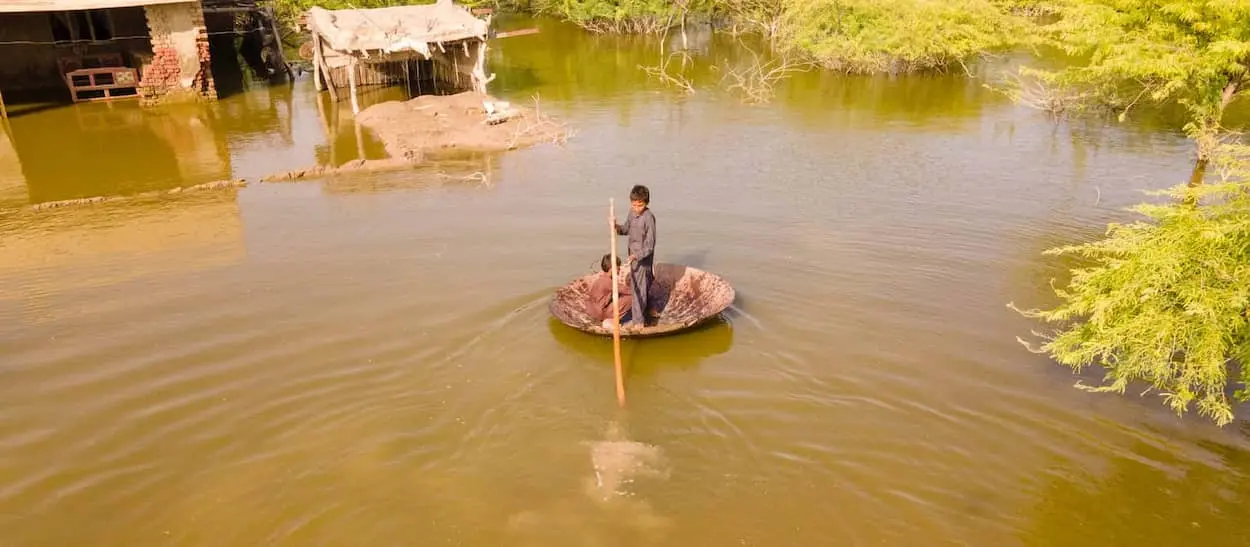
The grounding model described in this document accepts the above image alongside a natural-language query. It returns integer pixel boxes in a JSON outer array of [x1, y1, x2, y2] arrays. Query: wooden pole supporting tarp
[[348, 56, 360, 114], [403, 59, 412, 97], [312, 31, 324, 91]]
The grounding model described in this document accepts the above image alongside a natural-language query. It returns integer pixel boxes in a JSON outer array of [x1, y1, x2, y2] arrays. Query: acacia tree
[[531, 0, 715, 33], [1010, 1, 1250, 425], [1011, 142, 1250, 426], [1014, 0, 1250, 160], [774, 0, 1027, 74], [714, 0, 786, 39]]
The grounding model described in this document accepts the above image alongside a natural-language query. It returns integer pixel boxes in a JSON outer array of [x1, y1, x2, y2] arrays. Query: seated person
[[587, 253, 633, 329]]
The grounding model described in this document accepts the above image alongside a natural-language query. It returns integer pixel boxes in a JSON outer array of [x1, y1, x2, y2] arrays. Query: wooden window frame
[[49, 9, 116, 45]]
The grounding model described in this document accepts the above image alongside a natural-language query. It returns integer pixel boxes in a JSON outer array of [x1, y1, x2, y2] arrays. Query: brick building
[[0, 0, 228, 106]]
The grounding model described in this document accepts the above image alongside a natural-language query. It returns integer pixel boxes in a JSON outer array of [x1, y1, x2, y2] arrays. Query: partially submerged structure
[[0, 0, 288, 107], [306, 0, 493, 114], [299, 3, 559, 170]]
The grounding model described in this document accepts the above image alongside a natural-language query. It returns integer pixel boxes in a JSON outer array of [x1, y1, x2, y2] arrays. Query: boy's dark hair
[[600, 253, 621, 272], [630, 184, 650, 204]]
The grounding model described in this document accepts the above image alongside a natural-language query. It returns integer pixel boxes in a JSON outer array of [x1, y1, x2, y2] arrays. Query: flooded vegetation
[[2, 9, 1250, 547]]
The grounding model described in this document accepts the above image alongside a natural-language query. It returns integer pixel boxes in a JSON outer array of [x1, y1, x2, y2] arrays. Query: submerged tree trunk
[[681, 10, 688, 50], [1220, 75, 1241, 112], [1195, 74, 1243, 163], [1183, 158, 1207, 207]]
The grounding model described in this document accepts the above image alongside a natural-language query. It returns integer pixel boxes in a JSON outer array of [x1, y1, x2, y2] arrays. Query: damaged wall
[[0, 3, 217, 103], [139, 1, 214, 105], [0, 8, 149, 94]]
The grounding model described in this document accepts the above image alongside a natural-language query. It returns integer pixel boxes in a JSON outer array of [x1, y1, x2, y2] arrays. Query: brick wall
[[140, 2, 216, 105]]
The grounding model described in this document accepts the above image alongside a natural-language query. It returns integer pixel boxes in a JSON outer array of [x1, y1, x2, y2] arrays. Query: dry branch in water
[[638, 8, 697, 96], [505, 94, 573, 150], [721, 44, 811, 105], [640, 51, 697, 95], [988, 70, 1084, 120]]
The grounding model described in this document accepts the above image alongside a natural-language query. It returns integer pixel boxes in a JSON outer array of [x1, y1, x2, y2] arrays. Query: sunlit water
[[1, 16, 1248, 547]]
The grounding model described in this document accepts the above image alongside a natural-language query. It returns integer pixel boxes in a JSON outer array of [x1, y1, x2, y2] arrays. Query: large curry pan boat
[[549, 263, 735, 338]]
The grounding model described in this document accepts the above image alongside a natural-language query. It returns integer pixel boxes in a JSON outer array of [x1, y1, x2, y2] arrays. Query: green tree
[[773, 0, 1028, 74], [1012, 0, 1250, 160], [1010, 142, 1250, 426], [522, 0, 1030, 74], [530, 0, 713, 33]]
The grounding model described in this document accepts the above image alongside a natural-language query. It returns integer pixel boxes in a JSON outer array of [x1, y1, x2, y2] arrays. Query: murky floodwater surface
[[2, 16, 1248, 547]]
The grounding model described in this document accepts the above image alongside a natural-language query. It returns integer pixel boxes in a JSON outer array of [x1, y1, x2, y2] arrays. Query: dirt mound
[[355, 91, 568, 161]]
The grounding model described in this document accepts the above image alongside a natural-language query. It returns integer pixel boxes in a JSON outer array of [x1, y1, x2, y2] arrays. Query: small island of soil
[[354, 91, 568, 161]]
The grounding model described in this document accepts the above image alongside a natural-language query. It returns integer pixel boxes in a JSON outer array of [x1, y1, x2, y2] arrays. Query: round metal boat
[[549, 263, 735, 338]]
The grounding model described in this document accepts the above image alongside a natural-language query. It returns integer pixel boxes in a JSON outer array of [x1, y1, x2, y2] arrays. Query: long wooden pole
[[403, 58, 411, 97], [609, 198, 626, 407]]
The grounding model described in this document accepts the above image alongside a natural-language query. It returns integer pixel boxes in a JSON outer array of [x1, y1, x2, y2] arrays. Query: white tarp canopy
[[308, 0, 488, 56], [0, 0, 191, 13]]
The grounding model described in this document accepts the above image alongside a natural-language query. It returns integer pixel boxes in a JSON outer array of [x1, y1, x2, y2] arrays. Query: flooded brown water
[[2, 16, 1249, 547]]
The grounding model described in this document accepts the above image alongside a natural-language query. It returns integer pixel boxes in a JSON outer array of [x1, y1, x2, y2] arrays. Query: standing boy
[[611, 184, 656, 329]]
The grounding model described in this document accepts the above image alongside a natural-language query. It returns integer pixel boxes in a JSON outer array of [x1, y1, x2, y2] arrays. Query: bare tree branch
[[720, 41, 811, 105]]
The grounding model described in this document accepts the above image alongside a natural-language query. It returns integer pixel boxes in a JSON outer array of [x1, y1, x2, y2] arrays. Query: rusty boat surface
[[549, 263, 735, 337]]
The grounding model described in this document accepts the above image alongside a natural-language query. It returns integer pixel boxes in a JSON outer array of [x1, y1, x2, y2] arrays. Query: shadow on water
[[5, 100, 230, 205], [208, 81, 298, 142], [308, 87, 393, 167], [3, 101, 63, 120], [0, 75, 360, 209], [0, 190, 247, 323], [1021, 439, 1250, 547], [547, 316, 735, 376], [0, 80, 309, 208]]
